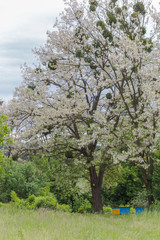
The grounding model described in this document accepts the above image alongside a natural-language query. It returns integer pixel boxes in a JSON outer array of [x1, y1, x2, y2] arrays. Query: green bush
[[57, 203, 72, 212], [0, 161, 48, 202], [11, 191, 57, 210], [27, 195, 36, 204], [10, 191, 28, 209], [78, 199, 92, 213], [11, 190, 91, 213], [71, 195, 92, 213], [130, 189, 148, 207], [11, 191, 20, 203], [103, 205, 112, 213], [149, 201, 160, 212], [102, 164, 144, 206], [39, 186, 51, 197], [130, 207, 136, 214], [34, 196, 57, 209]]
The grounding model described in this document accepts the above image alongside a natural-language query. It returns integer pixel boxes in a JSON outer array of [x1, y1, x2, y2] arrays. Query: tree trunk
[[141, 167, 154, 207], [91, 184, 103, 212], [89, 164, 106, 212]]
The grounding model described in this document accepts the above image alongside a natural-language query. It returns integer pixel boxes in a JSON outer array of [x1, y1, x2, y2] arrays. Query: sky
[[0, 0, 159, 103], [0, 0, 64, 102]]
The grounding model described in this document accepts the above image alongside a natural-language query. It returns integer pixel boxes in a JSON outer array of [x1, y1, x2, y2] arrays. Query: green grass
[[0, 206, 160, 240]]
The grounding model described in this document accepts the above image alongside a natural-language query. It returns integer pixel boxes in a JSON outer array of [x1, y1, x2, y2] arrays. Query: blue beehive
[[135, 207, 144, 214]]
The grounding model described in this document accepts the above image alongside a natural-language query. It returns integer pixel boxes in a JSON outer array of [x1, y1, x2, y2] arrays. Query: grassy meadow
[[0, 206, 160, 240]]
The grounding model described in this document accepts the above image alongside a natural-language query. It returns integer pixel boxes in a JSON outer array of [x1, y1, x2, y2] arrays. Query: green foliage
[[71, 195, 92, 213], [102, 29, 113, 42], [89, 0, 98, 12], [115, 7, 122, 15], [149, 201, 160, 212], [141, 38, 153, 53], [35, 68, 42, 73], [57, 203, 72, 212], [140, 27, 146, 35], [75, 27, 89, 42], [103, 205, 112, 213], [10, 190, 72, 212], [110, 0, 118, 5], [75, 49, 84, 58], [11, 191, 57, 210], [34, 196, 57, 209], [133, 2, 146, 15], [0, 161, 47, 202], [30, 153, 92, 212], [39, 186, 51, 196], [11, 191, 20, 203], [48, 59, 57, 70], [106, 93, 112, 99], [102, 164, 144, 206], [130, 189, 148, 207], [0, 115, 11, 183], [78, 199, 92, 213], [131, 65, 138, 73], [65, 151, 73, 158], [96, 21, 106, 30], [84, 56, 92, 63], [0, 114, 10, 146], [93, 40, 101, 48], [90, 62, 97, 69], [89, 0, 98, 6], [130, 207, 136, 214], [27, 194, 36, 204], [107, 11, 117, 25], [90, 5, 96, 12], [27, 82, 36, 90]]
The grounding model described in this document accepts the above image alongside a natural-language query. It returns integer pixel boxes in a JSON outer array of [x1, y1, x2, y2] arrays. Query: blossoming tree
[[5, 0, 160, 210]]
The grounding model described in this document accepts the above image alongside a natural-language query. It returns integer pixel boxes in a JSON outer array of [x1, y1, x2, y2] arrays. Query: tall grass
[[0, 206, 160, 240]]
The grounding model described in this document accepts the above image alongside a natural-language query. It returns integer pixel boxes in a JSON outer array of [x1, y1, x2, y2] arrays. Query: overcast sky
[[0, 0, 159, 103], [0, 0, 64, 102]]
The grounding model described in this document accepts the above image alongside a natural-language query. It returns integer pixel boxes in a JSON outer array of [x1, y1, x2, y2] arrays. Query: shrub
[[71, 195, 92, 213], [103, 205, 112, 213], [11, 191, 20, 203], [10, 191, 57, 210], [10, 190, 91, 213], [149, 201, 160, 212], [34, 196, 57, 209], [27, 195, 36, 204], [39, 186, 51, 197], [57, 203, 72, 212], [78, 199, 92, 213], [130, 189, 148, 207], [130, 207, 136, 214], [0, 161, 48, 202]]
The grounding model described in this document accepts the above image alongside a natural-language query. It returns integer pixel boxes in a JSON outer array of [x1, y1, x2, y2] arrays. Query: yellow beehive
[[112, 208, 120, 215]]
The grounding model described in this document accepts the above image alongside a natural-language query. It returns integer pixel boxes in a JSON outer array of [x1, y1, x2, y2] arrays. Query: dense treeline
[[0, 154, 160, 212]]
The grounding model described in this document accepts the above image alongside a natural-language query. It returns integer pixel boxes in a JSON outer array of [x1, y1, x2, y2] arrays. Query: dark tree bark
[[89, 164, 106, 212], [141, 166, 154, 207]]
